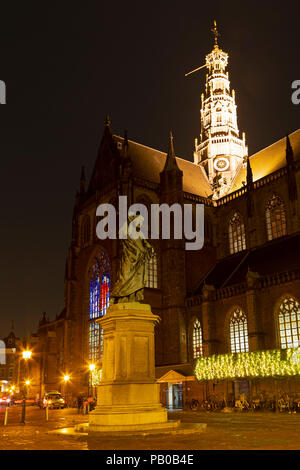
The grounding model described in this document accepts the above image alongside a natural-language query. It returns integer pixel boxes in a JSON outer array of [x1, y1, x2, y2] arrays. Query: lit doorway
[[234, 380, 250, 399], [166, 382, 183, 410]]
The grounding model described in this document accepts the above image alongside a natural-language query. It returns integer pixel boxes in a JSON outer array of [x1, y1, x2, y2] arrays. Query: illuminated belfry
[[193, 22, 248, 199]]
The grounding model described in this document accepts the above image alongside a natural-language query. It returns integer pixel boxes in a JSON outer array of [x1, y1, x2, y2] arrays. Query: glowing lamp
[[22, 351, 32, 360]]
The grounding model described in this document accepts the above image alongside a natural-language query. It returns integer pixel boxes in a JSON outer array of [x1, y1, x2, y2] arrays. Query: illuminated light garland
[[91, 368, 102, 386], [194, 347, 300, 382]]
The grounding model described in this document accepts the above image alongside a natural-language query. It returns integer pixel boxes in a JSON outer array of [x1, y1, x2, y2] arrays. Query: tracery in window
[[88, 253, 110, 363], [230, 309, 249, 353], [278, 297, 300, 349], [266, 195, 287, 241], [146, 251, 158, 289], [229, 212, 246, 254], [193, 319, 203, 358]]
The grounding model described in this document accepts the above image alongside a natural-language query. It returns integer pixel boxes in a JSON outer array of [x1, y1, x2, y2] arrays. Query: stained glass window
[[230, 309, 249, 353], [279, 297, 300, 349], [193, 319, 203, 358], [266, 195, 287, 241], [88, 253, 110, 363], [229, 213, 246, 254], [146, 251, 158, 289]]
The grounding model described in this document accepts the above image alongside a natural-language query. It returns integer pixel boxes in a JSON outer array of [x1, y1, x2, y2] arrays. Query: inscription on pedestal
[[119, 336, 127, 378], [105, 338, 115, 380], [133, 336, 149, 376]]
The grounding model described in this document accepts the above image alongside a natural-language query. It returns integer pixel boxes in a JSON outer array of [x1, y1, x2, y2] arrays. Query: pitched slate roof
[[231, 129, 300, 193], [113, 136, 213, 198]]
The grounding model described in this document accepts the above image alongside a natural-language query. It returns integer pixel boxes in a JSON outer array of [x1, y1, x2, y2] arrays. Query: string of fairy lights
[[91, 368, 102, 386], [194, 347, 300, 382]]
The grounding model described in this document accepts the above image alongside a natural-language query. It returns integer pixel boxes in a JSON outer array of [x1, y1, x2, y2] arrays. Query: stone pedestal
[[89, 303, 177, 432]]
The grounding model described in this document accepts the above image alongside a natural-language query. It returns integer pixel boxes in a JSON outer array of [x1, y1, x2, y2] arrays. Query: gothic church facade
[[34, 27, 300, 408]]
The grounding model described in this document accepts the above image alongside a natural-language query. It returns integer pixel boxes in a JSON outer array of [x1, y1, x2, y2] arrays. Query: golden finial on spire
[[211, 20, 220, 46]]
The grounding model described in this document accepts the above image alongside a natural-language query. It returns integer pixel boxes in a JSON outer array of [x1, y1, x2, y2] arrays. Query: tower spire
[[247, 155, 253, 188], [286, 134, 295, 168], [286, 134, 298, 203], [246, 155, 254, 217], [194, 23, 248, 199], [122, 129, 129, 160], [163, 131, 181, 172], [105, 114, 111, 128]]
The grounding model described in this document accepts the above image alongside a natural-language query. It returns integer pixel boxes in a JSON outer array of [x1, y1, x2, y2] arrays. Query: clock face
[[214, 157, 230, 172]]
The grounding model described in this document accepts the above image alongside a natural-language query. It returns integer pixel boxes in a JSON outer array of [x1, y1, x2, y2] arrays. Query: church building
[[34, 23, 300, 409]]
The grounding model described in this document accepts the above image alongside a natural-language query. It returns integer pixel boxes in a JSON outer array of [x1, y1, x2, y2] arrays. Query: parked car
[[42, 391, 65, 409], [0, 396, 12, 406]]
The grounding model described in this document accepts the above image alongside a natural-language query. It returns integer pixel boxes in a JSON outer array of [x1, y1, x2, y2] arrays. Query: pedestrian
[[77, 394, 83, 414]]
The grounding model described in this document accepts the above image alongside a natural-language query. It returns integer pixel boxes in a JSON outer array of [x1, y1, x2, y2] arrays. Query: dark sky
[[0, 1, 299, 338]]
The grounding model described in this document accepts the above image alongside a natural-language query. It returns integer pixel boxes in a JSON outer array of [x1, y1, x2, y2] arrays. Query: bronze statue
[[110, 215, 154, 303]]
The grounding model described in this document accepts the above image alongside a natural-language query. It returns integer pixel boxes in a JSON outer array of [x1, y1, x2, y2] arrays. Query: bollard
[[4, 406, 8, 426], [45, 405, 49, 421]]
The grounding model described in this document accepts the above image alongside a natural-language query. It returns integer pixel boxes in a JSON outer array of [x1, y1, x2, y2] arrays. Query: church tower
[[193, 21, 248, 199]]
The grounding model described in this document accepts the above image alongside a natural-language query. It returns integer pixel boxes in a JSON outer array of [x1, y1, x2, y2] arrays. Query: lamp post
[[63, 375, 70, 407], [21, 350, 32, 425]]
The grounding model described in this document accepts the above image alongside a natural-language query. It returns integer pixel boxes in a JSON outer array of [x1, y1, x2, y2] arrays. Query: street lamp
[[23, 351, 32, 360], [62, 374, 70, 406], [21, 350, 32, 424]]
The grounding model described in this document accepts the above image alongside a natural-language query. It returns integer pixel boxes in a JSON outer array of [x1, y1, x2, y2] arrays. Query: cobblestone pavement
[[1, 406, 300, 450]]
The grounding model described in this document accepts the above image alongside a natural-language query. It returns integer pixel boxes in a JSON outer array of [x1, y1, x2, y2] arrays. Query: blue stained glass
[[89, 261, 110, 362]]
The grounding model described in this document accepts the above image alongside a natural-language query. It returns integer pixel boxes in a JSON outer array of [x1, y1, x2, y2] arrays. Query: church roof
[[231, 129, 300, 193], [113, 136, 213, 198], [192, 233, 300, 294]]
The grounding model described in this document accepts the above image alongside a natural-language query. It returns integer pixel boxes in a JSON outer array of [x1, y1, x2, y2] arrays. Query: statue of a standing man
[[110, 214, 154, 304]]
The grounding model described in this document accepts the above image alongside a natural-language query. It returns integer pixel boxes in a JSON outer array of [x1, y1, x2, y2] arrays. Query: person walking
[[77, 394, 83, 414]]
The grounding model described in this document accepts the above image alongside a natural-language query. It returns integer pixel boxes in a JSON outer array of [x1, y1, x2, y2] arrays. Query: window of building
[[229, 212, 246, 254], [88, 253, 110, 363], [146, 251, 158, 289], [193, 319, 203, 358], [278, 297, 300, 349], [266, 195, 287, 241], [230, 309, 249, 353]]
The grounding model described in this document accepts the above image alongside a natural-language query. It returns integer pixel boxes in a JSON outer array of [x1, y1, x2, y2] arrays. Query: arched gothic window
[[229, 213, 246, 254], [278, 297, 300, 349], [230, 309, 249, 353], [193, 319, 203, 358], [88, 252, 110, 363], [146, 251, 158, 289], [266, 195, 287, 241], [81, 215, 91, 246]]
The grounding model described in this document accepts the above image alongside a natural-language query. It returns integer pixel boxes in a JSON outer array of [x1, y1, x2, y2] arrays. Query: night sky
[[0, 1, 299, 338]]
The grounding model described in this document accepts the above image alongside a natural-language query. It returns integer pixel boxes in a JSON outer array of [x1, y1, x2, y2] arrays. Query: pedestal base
[[88, 303, 176, 433]]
